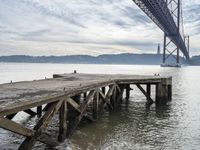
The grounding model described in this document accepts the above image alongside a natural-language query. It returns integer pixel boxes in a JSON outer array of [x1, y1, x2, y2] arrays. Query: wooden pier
[[0, 73, 172, 149]]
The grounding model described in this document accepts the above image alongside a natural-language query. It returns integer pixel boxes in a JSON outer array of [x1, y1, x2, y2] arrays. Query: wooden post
[[120, 85, 125, 101], [156, 83, 163, 104], [102, 87, 105, 95], [110, 87, 117, 109], [106, 85, 115, 110], [66, 96, 80, 137], [115, 84, 123, 107], [98, 89, 106, 114], [83, 92, 87, 100], [146, 84, 151, 100], [126, 84, 130, 100], [37, 106, 42, 117], [58, 100, 67, 142], [93, 92, 99, 119]]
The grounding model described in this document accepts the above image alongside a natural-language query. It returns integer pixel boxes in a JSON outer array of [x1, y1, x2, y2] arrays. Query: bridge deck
[[0, 73, 172, 149]]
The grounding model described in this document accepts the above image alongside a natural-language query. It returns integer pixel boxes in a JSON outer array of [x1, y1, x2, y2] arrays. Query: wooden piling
[[83, 92, 87, 100], [37, 106, 42, 117], [93, 92, 99, 119], [146, 83, 151, 100], [102, 87, 105, 95], [58, 100, 67, 142], [110, 87, 117, 108], [126, 84, 130, 100]]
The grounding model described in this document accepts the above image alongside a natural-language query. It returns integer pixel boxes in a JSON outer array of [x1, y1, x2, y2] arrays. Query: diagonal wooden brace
[[0, 117, 34, 137], [136, 84, 154, 104], [67, 90, 96, 137], [18, 100, 63, 150]]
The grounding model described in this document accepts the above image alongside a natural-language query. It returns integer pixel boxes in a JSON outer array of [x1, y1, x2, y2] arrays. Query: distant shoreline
[[0, 53, 199, 65]]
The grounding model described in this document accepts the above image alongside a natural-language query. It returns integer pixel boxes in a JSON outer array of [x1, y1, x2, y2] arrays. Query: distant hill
[[0, 53, 188, 65], [191, 55, 200, 65]]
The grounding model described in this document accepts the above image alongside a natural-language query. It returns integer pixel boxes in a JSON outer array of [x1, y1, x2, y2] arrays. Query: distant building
[[157, 43, 161, 55]]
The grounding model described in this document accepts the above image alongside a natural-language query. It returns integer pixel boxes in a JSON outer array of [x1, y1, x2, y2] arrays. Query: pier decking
[[0, 73, 172, 149]]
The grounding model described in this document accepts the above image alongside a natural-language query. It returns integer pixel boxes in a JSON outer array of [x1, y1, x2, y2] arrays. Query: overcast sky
[[0, 0, 199, 56]]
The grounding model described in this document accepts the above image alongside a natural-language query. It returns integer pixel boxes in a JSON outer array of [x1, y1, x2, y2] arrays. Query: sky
[[0, 0, 199, 56]]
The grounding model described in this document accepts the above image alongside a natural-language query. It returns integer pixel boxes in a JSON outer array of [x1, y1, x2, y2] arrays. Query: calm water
[[0, 63, 200, 150]]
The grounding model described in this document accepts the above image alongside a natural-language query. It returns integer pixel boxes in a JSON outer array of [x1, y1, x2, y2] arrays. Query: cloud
[[0, 0, 199, 56]]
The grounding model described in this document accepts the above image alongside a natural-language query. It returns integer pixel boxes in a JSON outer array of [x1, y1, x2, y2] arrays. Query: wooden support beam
[[136, 84, 154, 104], [24, 109, 37, 116], [110, 87, 117, 109], [58, 100, 67, 142], [146, 83, 151, 101], [37, 106, 42, 117], [43, 103, 51, 111], [67, 97, 96, 122], [117, 84, 125, 101], [99, 90, 106, 100], [6, 113, 17, 120], [106, 85, 115, 98], [126, 84, 130, 100], [93, 92, 99, 119], [102, 87, 105, 94], [67, 90, 96, 137], [0, 117, 34, 137], [116, 88, 123, 105], [19, 100, 63, 150], [104, 84, 116, 110], [83, 92, 87, 100], [67, 98, 81, 112], [115, 84, 121, 93], [79, 90, 95, 116], [114, 84, 124, 106], [120, 85, 125, 101], [98, 90, 106, 113]]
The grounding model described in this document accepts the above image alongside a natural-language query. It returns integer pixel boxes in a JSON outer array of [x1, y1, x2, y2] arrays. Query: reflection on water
[[0, 63, 200, 150]]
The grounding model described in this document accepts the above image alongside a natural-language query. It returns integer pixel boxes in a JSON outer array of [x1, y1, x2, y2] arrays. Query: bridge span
[[132, 0, 190, 65]]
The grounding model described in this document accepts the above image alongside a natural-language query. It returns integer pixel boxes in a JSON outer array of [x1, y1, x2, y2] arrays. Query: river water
[[0, 63, 200, 150]]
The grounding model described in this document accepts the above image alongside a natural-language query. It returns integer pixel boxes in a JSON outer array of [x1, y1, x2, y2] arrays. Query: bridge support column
[[162, 0, 181, 67]]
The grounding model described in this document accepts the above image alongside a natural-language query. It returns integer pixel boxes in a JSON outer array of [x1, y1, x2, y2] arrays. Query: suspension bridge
[[0, 1, 188, 149], [132, 0, 190, 66]]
